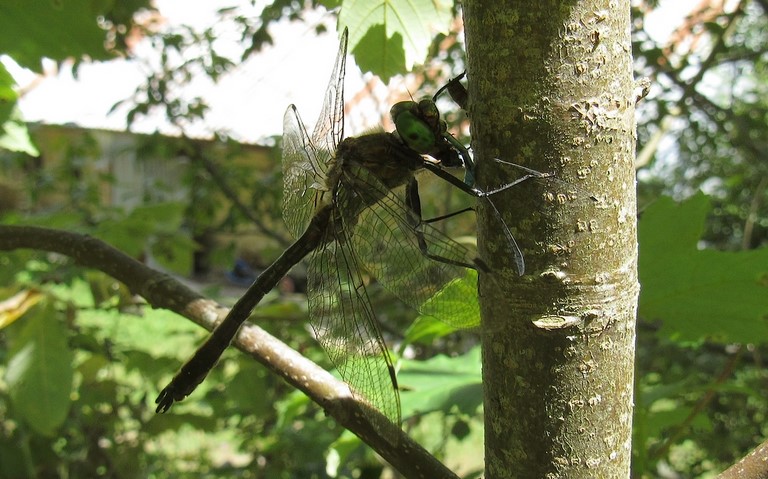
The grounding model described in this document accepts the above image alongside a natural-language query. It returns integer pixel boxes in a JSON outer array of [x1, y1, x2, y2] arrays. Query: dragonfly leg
[[433, 71, 468, 109], [405, 179, 488, 272], [421, 161, 526, 274], [422, 205, 475, 225], [442, 133, 476, 186]]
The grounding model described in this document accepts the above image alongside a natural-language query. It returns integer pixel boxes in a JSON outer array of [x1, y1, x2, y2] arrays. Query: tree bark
[[463, 1, 639, 477]]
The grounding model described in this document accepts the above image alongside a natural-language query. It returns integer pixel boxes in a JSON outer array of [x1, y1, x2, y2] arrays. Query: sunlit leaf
[[419, 268, 480, 328], [399, 346, 482, 418], [0, 289, 44, 329], [326, 430, 363, 477], [5, 301, 74, 436], [339, 0, 453, 80], [0, 105, 40, 156], [0, 63, 18, 102]]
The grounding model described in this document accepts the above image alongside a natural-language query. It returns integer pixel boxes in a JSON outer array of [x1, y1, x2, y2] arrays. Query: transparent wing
[[344, 164, 480, 329], [282, 105, 331, 238], [307, 220, 401, 429], [311, 28, 347, 156], [282, 28, 348, 239]]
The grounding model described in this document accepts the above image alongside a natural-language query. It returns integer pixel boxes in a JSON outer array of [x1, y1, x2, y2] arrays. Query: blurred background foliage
[[0, 0, 767, 478]]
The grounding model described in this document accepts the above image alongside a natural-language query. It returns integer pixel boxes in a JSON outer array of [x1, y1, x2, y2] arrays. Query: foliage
[[0, 0, 152, 154], [338, 0, 454, 80], [639, 193, 768, 342], [630, 2, 768, 475], [1, 0, 768, 477]]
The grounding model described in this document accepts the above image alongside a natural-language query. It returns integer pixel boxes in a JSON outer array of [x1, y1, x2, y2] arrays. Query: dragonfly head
[[391, 99, 466, 171], [390, 101, 439, 155]]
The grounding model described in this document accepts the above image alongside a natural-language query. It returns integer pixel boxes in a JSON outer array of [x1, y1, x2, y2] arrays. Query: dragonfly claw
[[155, 386, 179, 413]]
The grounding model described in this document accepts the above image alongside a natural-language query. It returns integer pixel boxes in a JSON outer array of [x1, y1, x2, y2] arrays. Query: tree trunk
[[463, 1, 639, 477]]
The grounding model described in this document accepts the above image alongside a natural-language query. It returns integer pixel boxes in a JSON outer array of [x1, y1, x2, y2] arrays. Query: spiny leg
[[421, 161, 529, 274]]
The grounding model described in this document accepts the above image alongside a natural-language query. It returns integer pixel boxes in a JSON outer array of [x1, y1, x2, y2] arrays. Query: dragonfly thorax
[[336, 132, 424, 193]]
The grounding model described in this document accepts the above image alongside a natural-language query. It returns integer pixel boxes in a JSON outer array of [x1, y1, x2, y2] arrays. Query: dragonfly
[[155, 28, 526, 428]]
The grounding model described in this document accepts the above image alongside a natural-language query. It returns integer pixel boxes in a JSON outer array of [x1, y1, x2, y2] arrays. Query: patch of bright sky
[[642, 0, 697, 42], [7, 0, 702, 145], [7, 1, 378, 144]]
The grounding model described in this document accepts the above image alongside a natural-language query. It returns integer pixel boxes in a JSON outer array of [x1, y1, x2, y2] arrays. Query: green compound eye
[[392, 109, 434, 154]]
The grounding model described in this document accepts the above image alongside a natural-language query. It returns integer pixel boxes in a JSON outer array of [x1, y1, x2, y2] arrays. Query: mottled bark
[[463, 1, 639, 477]]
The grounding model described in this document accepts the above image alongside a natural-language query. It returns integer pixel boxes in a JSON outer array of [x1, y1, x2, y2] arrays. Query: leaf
[[150, 234, 196, 275], [0, 0, 111, 72], [4, 300, 74, 436], [0, 105, 40, 156], [398, 346, 482, 418], [91, 202, 186, 258], [0, 289, 44, 329], [638, 193, 768, 343], [339, 0, 453, 80], [129, 202, 186, 234], [402, 315, 459, 346], [419, 268, 480, 328], [350, 25, 406, 82], [225, 359, 270, 415], [402, 269, 479, 347], [325, 430, 364, 477], [0, 62, 18, 102]]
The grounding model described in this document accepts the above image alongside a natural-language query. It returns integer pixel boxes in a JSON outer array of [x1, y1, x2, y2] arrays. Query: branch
[[0, 225, 458, 479], [718, 438, 768, 479]]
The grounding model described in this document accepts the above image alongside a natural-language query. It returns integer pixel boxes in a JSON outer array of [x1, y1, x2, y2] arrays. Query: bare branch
[[718, 438, 768, 479]]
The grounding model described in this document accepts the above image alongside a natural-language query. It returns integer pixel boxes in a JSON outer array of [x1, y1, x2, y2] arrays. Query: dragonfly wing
[[282, 28, 347, 239], [282, 105, 333, 238], [345, 164, 480, 329], [306, 223, 401, 430], [311, 28, 347, 154]]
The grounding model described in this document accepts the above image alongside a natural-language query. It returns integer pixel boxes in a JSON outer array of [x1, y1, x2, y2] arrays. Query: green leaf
[[638, 193, 768, 343], [0, 437, 28, 478], [349, 25, 406, 82], [0, 0, 111, 72], [402, 269, 479, 348], [0, 104, 40, 156], [325, 430, 364, 477], [151, 234, 196, 275], [91, 202, 186, 258], [0, 62, 18, 102], [339, 0, 453, 80], [317, 0, 342, 9], [226, 359, 270, 415], [128, 202, 186, 234], [403, 315, 459, 346], [4, 300, 74, 436], [399, 346, 482, 418], [419, 268, 480, 328]]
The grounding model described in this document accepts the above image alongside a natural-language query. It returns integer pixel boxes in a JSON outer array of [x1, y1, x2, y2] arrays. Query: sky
[[5, 0, 704, 145], [7, 2, 360, 143]]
